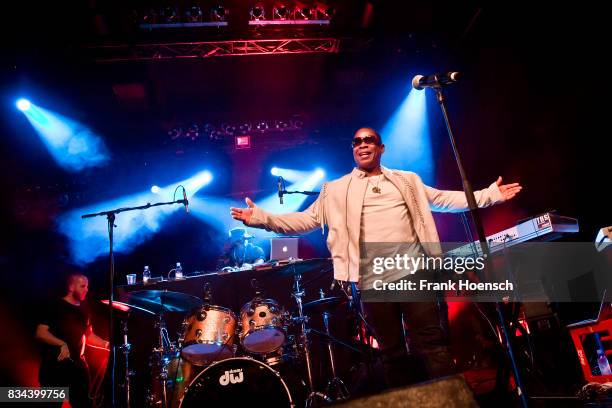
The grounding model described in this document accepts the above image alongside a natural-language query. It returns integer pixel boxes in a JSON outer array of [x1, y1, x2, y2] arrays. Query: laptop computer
[[270, 237, 299, 261], [566, 290, 609, 328]]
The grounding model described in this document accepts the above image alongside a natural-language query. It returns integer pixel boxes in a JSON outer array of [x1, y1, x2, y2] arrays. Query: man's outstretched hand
[[496, 176, 522, 201], [230, 197, 255, 224]]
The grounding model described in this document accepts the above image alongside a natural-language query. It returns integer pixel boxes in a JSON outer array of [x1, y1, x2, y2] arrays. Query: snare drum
[[239, 299, 286, 354], [181, 305, 237, 366]]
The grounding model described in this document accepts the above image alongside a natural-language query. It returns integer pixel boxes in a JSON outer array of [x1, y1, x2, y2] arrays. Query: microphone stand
[[81, 197, 188, 407], [277, 175, 319, 204], [431, 83, 529, 408], [281, 190, 320, 196]]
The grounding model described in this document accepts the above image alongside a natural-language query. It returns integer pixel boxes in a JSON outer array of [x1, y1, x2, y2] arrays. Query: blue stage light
[[268, 167, 311, 182], [258, 168, 327, 213], [59, 169, 214, 264], [18, 103, 109, 172], [151, 185, 161, 194], [381, 87, 434, 183], [16, 98, 31, 111]]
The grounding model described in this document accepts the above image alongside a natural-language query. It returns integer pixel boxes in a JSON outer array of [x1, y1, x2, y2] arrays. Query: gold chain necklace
[[369, 175, 382, 194]]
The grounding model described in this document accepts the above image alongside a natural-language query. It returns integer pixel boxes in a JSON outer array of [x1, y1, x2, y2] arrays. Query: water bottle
[[595, 333, 612, 375], [143, 265, 151, 284], [175, 262, 183, 279]]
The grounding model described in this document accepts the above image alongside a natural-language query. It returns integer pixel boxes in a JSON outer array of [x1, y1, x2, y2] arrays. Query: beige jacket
[[248, 167, 505, 282]]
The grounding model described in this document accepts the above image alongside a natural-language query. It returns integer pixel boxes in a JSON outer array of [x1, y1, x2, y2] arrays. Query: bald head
[[65, 273, 89, 303]]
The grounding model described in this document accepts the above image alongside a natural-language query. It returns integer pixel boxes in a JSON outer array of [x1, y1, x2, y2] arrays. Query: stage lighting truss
[[94, 37, 339, 62], [135, 2, 333, 29]]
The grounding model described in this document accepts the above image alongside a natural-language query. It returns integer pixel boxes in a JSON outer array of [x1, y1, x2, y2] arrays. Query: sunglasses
[[351, 135, 380, 147]]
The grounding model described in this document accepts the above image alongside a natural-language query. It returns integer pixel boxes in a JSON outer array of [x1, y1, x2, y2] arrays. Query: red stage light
[[101, 299, 131, 312], [235, 135, 251, 149]]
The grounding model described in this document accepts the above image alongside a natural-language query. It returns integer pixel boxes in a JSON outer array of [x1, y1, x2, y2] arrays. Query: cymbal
[[100, 299, 156, 315], [300, 296, 347, 314], [262, 258, 333, 277], [121, 290, 203, 314]]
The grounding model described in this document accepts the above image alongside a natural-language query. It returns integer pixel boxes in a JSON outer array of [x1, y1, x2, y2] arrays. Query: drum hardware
[[319, 290, 349, 401], [294, 289, 352, 402], [202, 282, 212, 304], [128, 290, 199, 408], [261, 335, 300, 367], [148, 305, 176, 408], [103, 296, 179, 408], [291, 272, 332, 407], [250, 277, 264, 298], [101, 300, 152, 408], [119, 319, 134, 408], [269, 258, 333, 278]]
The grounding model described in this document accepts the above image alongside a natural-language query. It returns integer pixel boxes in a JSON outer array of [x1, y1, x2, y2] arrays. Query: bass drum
[[179, 357, 294, 408]]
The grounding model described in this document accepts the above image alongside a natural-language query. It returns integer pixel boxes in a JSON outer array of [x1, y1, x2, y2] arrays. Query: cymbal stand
[[119, 319, 133, 408], [320, 292, 349, 401], [291, 273, 331, 407], [150, 310, 173, 408]]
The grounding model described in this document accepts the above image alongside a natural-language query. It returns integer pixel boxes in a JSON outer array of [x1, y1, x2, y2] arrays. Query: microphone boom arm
[[282, 190, 320, 196]]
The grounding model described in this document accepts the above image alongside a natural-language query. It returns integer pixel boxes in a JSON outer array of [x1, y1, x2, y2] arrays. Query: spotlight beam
[[258, 168, 326, 214], [18, 102, 110, 172], [269, 167, 311, 182], [381, 87, 434, 183], [59, 170, 213, 264]]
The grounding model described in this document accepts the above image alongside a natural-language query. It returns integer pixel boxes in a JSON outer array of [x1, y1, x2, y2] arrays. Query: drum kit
[[110, 259, 357, 408]]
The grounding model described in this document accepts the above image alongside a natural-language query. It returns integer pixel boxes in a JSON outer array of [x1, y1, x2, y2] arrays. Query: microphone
[[182, 187, 189, 213], [412, 72, 460, 90], [277, 177, 284, 205]]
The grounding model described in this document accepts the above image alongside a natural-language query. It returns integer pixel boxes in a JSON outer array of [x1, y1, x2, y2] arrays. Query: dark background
[[0, 0, 608, 399]]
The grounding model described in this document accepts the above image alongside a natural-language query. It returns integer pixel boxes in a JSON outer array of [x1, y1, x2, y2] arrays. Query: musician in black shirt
[[35, 273, 108, 408]]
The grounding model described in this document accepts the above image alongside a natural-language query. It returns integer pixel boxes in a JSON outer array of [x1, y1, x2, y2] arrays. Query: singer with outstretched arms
[[230, 127, 522, 388]]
